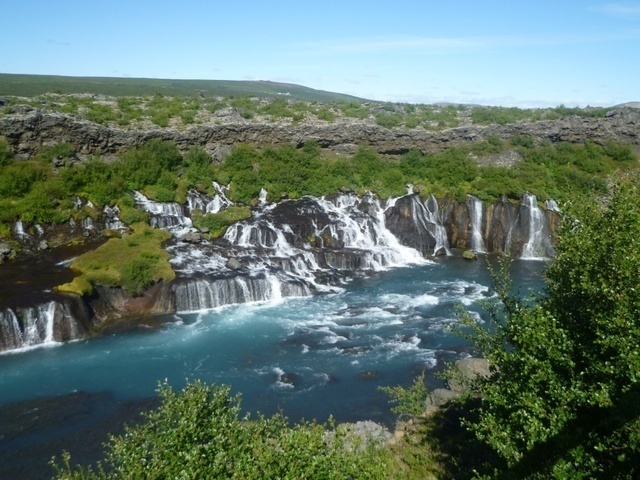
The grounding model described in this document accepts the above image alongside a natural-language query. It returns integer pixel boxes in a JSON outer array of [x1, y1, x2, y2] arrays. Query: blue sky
[[1, 1, 639, 107]]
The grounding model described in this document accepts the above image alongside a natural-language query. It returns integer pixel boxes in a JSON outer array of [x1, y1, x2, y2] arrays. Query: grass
[[192, 206, 252, 238], [0, 73, 365, 103], [56, 222, 174, 296]]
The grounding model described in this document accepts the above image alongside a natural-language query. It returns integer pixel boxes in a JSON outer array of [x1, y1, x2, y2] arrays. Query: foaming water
[[0, 257, 545, 426]]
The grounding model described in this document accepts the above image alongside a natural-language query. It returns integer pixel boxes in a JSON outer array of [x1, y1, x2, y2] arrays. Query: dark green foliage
[[0, 138, 13, 166], [117, 139, 181, 190], [340, 101, 370, 119], [260, 98, 304, 121], [40, 142, 75, 162], [0, 162, 45, 197], [457, 173, 640, 478], [120, 256, 155, 296], [84, 101, 117, 125], [52, 380, 390, 479], [375, 112, 403, 128], [379, 372, 430, 417]]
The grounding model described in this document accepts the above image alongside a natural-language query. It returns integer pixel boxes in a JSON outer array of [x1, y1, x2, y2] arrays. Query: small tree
[[459, 172, 640, 478], [53, 380, 391, 479]]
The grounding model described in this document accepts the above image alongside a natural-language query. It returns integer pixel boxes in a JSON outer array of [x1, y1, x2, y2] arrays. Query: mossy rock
[[462, 250, 478, 260]]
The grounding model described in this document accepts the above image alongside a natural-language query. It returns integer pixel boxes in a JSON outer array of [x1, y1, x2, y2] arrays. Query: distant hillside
[[0, 73, 366, 103]]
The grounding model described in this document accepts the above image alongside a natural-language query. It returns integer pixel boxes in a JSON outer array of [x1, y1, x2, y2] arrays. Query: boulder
[[225, 257, 242, 270], [427, 388, 462, 407], [462, 250, 478, 260], [179, 231, 202, 243]]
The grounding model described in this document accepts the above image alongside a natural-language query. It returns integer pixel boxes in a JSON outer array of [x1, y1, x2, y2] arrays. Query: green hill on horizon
[[0, 73, 366, 103]]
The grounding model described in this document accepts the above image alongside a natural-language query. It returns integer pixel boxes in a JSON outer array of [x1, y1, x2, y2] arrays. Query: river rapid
[[0, 256, 545, 477]]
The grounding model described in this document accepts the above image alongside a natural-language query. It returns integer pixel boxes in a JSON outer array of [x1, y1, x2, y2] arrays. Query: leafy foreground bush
[[52, 380, 391, 479], [457, 171, 640, 478]]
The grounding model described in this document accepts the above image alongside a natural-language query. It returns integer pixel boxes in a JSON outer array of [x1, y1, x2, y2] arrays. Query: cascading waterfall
[[103, 205, 126, 230], [319, 193, 427, 268], [134, 191, 193, 232], [0, 300, 89, 353], [423, 195, 451, 256], [13, 220, 27, 239], [0, 308, 22, 350], [186, 183, 233, 215], [468, 195, 487, 253], [0, 185, 559, 352], [521, 193, 548, 259], [545, 199, 560, 212]]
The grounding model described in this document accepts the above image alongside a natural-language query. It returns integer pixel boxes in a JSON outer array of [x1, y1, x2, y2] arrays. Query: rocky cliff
[[1, 106, 639, 160]]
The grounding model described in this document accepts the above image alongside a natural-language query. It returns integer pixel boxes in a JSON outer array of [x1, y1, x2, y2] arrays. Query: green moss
[[192, 206, 252, 238], [56, 223, 174, 296]]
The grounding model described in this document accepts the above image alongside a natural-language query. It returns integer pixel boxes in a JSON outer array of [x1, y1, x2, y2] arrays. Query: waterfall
[[468, 195, 486, 253], [424, 195, 451, 256], [134, 191, 193, 232], [174, 274, 310, 313], [521, 193, 548, 259], [186, 184, 233, 215], [0, 300, 90, 353], [14, 220, 28, 239], [82, 217, 95, 231], [104, 205, 126, 230], [259, 188, 268, 205], [545, 199, 560, 212], [0, 309, 22, 350]]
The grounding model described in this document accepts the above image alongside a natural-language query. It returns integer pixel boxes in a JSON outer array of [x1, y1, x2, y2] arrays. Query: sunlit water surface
[[0, 257, 545, 426]]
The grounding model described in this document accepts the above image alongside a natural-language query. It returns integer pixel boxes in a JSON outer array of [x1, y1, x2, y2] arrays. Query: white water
[[521, 193, 548, 260], [468, 195, 487, 253], [134, 191, 193, 233]]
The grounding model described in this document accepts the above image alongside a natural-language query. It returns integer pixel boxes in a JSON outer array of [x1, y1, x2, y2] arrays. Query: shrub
[[120, 257, 155, 296], [0, 163, 46, 197], [40, 142, 75, 162], [457, 173, 640, 477], [0, 137, 14, 166], [52, 380, 391, 480]]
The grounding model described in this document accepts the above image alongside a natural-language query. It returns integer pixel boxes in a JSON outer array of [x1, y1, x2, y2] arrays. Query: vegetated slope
[[0, 73, 365, 103]]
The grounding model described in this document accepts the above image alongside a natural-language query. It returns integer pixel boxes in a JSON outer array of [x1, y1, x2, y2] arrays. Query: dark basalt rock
[[1, 108, 639, 161]]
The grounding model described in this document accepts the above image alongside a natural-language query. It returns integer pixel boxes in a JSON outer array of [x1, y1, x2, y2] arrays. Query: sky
[[1, 1, 639, 107]]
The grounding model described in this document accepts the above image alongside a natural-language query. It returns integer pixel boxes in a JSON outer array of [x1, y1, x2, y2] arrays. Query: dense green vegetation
[[215, 138, 636, 203], [0, 135, 636, 242], [53, 380, 391, 479], [450, 172, 640, 477], [192, 206, 252, 238]]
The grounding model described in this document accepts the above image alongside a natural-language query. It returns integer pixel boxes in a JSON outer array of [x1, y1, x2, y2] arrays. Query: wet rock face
[[385, 195, 437, 255]]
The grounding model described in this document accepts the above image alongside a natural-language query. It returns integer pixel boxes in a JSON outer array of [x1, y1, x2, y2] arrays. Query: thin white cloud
[[291, 31, 640, 56], [46, 38, 69, 46], [591, 4, 640, 18]]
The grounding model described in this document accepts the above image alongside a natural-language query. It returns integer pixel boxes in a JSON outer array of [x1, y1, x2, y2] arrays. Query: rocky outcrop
[[1, 107, 639, 160]]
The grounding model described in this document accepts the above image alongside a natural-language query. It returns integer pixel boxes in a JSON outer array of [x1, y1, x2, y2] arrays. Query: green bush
[[456, 173, 640, 477], [0, 162, 46, 197], [375, 112, 403, 129], [120, 256, 155, 296], [52, 380, 391, 479], [40, 142, 75, 162], [379, 372, 429, 417], [0, 137, 14, 166]]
